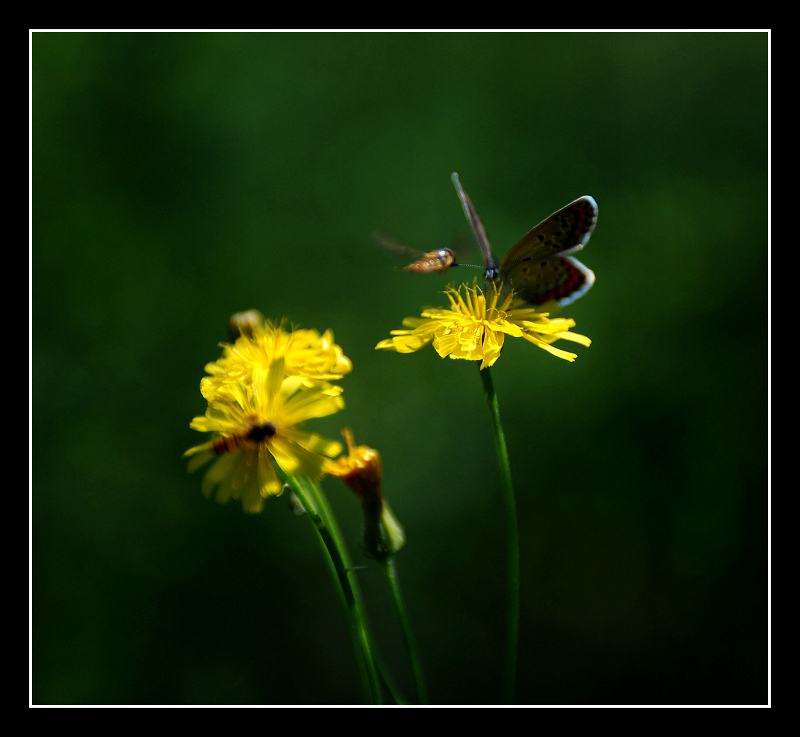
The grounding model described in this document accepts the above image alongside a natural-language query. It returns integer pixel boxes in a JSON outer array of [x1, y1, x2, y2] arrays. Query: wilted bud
[[327, 429, 405, 559], [328, 430, 382, 503]]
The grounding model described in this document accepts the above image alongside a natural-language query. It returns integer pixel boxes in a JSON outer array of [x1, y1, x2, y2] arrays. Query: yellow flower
[[376, 283, 591, 368], [201, 319, 352, 402], [184, 358, 343, 513]]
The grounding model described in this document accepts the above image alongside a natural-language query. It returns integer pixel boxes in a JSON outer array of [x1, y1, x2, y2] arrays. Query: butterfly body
[[451, 173, 597, 308]]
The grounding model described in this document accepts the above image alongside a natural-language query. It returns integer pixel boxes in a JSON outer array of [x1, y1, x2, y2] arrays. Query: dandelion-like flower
[[184, 358, 344, 513], [201, 319, 352, 402], [376, 282, 591, 368]]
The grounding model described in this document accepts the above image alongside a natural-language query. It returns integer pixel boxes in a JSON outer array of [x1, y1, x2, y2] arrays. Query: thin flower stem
[[479, 364, 519, 705], [277, 469, 383, 704], [379, 556, 428, 704], [374, 654, 409, 705]]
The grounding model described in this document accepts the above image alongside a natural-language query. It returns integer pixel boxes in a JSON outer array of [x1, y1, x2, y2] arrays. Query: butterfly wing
[[499, 196, 598, 307], [452, 172, 499, 277]]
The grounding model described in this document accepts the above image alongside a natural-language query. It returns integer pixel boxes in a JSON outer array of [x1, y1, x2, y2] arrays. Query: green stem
[[278, 469, 383, 704], [380, 556, 428, 704], [479, 365, 519, 705]]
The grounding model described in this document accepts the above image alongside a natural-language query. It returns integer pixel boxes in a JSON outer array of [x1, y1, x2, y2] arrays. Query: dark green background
[[32, 32, 768, 705]]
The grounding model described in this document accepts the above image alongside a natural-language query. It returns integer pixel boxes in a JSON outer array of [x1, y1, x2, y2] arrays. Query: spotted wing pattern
[[499, 196, 597, 307]]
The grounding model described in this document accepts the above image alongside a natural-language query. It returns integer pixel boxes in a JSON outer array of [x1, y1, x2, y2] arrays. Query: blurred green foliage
[[32, 32, 767, 705]]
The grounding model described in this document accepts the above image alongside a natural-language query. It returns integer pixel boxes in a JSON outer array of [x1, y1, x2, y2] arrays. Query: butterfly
[[398, 173, 597, 308]]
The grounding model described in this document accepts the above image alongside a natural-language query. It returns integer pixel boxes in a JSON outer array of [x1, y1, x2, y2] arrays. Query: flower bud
[[327, 429, 405, 559], [228, 309, 265, 341]]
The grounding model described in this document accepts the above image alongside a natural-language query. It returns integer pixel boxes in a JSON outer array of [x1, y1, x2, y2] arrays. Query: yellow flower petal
[[201, 319, 352, 402]]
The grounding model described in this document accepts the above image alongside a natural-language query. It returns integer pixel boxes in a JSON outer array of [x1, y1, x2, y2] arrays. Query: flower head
[[376, 282, 591, 367], [202, 319, 352, 402], [184, 358, 343, 513]]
